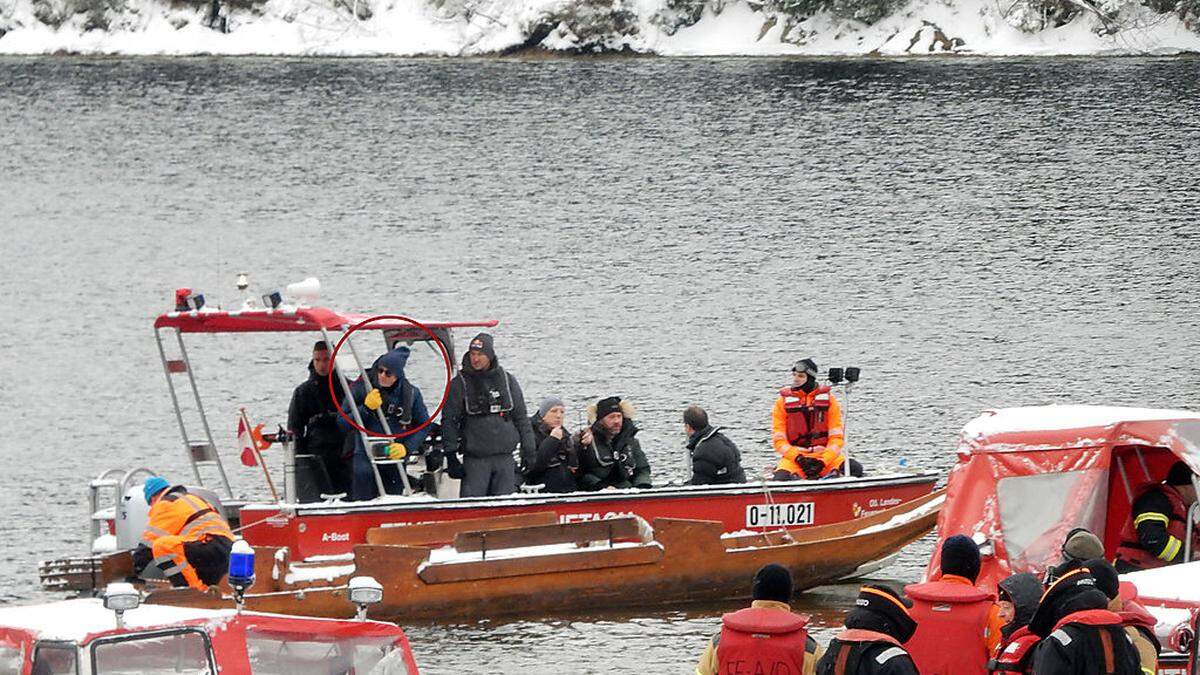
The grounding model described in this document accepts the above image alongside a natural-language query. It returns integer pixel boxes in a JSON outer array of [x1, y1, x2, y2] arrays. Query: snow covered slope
[[1, 0, 1198, 55]]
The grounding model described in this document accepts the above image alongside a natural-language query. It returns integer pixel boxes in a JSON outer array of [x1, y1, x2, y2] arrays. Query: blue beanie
[[143, 476, 170, 503]]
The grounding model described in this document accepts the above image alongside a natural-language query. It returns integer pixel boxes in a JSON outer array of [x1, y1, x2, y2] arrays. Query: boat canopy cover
[[927, 405, 1200, 591], [154, 306, 498, 337]]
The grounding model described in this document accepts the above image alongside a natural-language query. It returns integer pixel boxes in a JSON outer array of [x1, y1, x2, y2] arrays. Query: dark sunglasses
[[377, 367, 393, 376]]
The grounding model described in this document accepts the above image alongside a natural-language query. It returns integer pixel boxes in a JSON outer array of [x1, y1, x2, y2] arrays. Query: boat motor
[[103, 582, 141, 629], [348, 576, 384, 621], [228, 539, 255, 612]]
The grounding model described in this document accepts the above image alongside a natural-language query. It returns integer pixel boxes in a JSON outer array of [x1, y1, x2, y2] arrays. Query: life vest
[[461, 366, 514, 417], [1048, 609, 1134, 675], [905, 579, 995, 675], [142, 490, 234, 591], [826, 630, 910, 675], [716, 607, 810, 675], [778, 385, 832, 448], [1114, 484, 1199, 571], [988, 627, 1039, 674]]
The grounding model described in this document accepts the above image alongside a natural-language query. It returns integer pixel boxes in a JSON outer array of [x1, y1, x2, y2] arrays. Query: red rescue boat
[[926, 405, 1200, 673]]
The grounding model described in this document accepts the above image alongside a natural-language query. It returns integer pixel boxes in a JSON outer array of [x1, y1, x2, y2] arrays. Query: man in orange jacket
[[771, 358, 846, 480], [132, 476, 234, 591]]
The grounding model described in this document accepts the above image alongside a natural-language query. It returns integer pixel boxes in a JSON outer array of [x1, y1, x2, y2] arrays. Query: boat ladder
[[155, 326, 233, 498]]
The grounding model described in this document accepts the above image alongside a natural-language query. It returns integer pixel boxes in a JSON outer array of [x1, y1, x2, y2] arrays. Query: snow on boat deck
[[0, 599, 233, 640]]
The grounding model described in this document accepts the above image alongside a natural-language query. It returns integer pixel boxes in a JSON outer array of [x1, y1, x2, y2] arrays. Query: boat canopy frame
[[152, 305, 498, 500]]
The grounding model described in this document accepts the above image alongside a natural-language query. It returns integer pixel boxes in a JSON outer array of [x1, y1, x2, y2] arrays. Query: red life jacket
[[1114, 484, 1198, 571], [717, 607, 810, 675], [778, 385, 832, 448], [827, 630, 909, 675], [988, 627, 1039, 674], [905, 579, 994, 675]]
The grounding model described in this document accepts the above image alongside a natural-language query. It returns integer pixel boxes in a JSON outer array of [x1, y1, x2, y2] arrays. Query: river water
[[1, 55, 1199, 673]]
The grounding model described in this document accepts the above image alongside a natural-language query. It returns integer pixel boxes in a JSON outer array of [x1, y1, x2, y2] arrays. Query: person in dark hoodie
[[987, 572, 1043, 673], [683, 405, 746, 485], [1082, 558, 1160, 675], [522, 396, 578, 493], [1027, 567, 1141, 675], [440, 333, 536, 497], [817, 584, 919, 675], [338, 346, 430, 501], [576, 396, 652, 491], [287, 341, 349, 496]]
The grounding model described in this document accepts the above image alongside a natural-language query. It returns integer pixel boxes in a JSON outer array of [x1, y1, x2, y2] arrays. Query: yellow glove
[[387, 442, 407, 460], [364, 388, 382, 411]]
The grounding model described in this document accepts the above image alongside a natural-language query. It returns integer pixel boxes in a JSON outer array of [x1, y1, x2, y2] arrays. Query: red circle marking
[[325, 315, 453, 440]]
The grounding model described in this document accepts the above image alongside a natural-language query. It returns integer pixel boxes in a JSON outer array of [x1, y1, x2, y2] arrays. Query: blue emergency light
[[228, 539, 255, 590]]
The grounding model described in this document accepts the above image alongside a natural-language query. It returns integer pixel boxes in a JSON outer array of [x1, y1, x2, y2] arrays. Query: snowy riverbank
[[1, 0, 1198, 56]]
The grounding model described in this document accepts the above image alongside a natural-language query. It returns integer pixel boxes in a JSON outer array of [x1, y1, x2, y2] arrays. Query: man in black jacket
[[286, 341, 349, 496], [440, 333, 536, 497], [577, 396, 652, 491], [523, 396, 578, 493], [683, 405, 746, 485], [1028, 568, 1141, 675], [817, 584, 920, 675]]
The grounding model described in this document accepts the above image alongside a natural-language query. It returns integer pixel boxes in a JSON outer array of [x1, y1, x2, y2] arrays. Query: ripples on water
[[1, 56, 1198, 672]]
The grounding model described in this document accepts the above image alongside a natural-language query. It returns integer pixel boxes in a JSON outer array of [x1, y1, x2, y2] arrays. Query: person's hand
[[364, 389, 382, 411], [798, 456, 825, 479], [446, 452, 465, 479], [550, 426, 564, 440], [580, 428, 594, 446], [387, 442, 407, 460]]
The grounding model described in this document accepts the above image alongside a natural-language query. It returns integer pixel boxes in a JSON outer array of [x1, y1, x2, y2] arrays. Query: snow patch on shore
[[2, 0, 1199, 55]]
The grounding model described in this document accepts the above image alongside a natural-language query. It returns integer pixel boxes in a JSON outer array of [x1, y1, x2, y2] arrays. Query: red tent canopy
[[154, 306, 498, 338], [928, 406, 1200, 591]]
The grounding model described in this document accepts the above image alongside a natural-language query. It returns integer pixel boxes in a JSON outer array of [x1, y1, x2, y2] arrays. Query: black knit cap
[[1082, 558, 1120, 600], [313, 340, 329, 351], [846, 584, 917, 644], [1028, 568, 1108, 637], [940, 534, 982, 583], [1167, 461, 1195, 486], [752, 563, 793, 603], [792, 358, 819, 376], [595, 396, 623, 421]]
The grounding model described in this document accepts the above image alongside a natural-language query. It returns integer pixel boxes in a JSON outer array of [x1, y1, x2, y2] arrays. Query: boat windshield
[[996, 468, 1108, 572], [245, 629, 410, 675], [91, 628, 213, 674]]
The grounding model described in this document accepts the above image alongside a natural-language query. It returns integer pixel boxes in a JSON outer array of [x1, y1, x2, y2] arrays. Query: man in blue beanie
[[696, 564, 823, 675], [131, 476, 233, 591], [338, 346, 430, 501]]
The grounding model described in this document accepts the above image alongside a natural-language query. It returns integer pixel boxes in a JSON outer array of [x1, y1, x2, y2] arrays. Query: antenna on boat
[[827, 367, 861, 477]]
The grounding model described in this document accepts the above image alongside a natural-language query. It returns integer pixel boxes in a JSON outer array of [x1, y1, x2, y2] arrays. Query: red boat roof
[[0, 598, 405, 644], [154, 306, 498, 336], [959, 405, 1200, 458]]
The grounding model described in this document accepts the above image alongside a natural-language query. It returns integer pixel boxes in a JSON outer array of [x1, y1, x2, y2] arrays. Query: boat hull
[[240, 471, 939, 559], [153, 489, 945, 622]]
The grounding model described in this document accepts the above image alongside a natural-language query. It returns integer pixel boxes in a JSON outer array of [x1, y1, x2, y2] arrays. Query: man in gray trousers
[[440, 333, 536, 497]]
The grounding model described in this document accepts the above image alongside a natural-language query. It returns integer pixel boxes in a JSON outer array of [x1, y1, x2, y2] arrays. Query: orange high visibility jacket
[[771, 387, 844, 477], [142, 491, 233, 546]]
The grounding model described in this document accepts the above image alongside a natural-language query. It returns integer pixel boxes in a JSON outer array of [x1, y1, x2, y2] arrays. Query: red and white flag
[[238, 416, 268, 467]]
